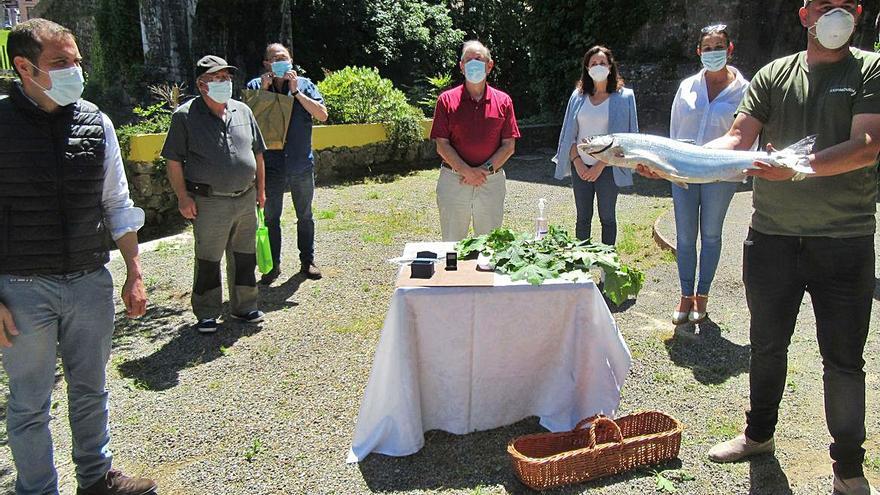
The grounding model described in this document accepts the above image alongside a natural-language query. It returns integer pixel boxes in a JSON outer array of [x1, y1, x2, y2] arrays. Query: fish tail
[[774, 135, 817, 174]]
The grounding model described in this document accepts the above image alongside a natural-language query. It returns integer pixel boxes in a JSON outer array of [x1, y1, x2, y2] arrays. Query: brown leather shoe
[[76, 469, 157, 495], [301, 263, 323, 280]]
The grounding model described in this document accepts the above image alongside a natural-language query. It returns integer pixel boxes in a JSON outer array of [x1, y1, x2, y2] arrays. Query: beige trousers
[[435, 166, 506, 242]]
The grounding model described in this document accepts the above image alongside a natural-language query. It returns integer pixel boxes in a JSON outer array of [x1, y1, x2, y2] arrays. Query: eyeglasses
[[701, 23, 727, 34]]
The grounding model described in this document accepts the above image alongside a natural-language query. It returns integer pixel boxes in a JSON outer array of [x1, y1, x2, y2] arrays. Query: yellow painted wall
[[0, 30, 10, 70], [127, 133, 168, 163], [126, 119, 433, 162]]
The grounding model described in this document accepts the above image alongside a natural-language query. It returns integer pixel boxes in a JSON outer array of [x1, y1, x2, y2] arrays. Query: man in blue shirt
[[247, 43, 328, 283]]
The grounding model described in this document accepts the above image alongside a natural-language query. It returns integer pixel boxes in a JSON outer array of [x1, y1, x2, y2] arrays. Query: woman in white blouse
[[669, 24, 751, 325]]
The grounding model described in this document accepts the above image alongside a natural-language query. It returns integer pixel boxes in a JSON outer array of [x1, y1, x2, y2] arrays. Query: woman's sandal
[[672, 295, 694, 325], [689, 294, 709, 324]]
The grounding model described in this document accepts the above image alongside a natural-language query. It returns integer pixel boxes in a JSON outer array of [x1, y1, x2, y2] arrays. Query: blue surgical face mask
[[464, 59, 487, 84], [271, 60, 292, 77], [30, 63, 84, 107], [700, 50, 728, 72], [206, 80, 233, 104]]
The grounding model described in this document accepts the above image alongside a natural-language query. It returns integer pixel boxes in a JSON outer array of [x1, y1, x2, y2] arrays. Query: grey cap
[[195, 55, 238, 77]]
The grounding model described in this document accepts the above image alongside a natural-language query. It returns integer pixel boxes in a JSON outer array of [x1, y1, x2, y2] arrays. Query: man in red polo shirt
[[430, 40, 521, 241]]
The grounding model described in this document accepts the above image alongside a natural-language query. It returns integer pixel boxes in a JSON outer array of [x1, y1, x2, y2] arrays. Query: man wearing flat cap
[[162, 55, 267, 333]]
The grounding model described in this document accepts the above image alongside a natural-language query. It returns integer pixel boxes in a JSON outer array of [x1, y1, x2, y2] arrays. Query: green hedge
[[0, 73, 15, 95], [318, 66, 425, 154]]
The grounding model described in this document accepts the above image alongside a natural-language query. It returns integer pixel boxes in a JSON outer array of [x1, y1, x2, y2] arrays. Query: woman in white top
[[553, 45, 638, 244], [668, 24, 752, 324]]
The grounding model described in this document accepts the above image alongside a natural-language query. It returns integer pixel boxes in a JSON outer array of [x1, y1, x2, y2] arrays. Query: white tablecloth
[[347, 242, 632, 463]]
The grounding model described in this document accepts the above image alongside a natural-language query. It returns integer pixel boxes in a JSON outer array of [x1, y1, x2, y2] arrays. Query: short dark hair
[[577, 45, 624, 96], [7, 18, 75, 78]]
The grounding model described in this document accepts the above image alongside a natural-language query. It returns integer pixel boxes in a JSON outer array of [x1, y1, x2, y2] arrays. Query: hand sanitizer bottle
[[535, 198, 548, 240]]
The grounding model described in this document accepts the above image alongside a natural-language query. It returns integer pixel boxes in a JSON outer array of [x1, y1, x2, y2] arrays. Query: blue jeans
[[571, 165, 618, 244], [264, 167, 315, 267], [0, 268, 115, 494], [671, 181, 737, 295], [742, 229, 873, 479]]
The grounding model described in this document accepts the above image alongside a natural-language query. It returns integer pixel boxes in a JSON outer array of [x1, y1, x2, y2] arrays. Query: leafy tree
[[524, 0, 665, 116], [367, 1, 463, 88], [446, 0, 534, 116], [291, 0, 463, 92], [318, 66, 425, 154], [92, 0, 144, 104]]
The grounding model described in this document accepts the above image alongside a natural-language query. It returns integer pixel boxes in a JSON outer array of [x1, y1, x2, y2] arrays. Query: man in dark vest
[[0, 19, 157, 495]]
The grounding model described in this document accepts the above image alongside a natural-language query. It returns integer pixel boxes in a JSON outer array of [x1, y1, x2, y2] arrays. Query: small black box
[[411, 260, 435, 279], [445, 251, 457, 271]]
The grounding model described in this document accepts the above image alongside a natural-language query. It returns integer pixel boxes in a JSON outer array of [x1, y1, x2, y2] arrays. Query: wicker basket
[[507, 411, 683, 491]]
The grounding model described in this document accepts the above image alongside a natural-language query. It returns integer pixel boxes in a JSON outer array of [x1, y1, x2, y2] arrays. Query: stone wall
[[139, 0, 197, 85], [313, 140, 438, 185], [126, 139, 440, 228], [621, 0, 878, 136], [125, 159, 177, 227], [517, 124, 561, 152]]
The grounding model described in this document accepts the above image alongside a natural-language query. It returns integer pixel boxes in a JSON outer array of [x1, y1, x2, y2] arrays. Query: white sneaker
[[833, 475, 878, 495], [707, 433, 775, 463]]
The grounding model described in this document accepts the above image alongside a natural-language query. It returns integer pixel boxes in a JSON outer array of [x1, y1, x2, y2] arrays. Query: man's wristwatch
[[790, 171, 807, 181], [483, 161, 494, 174], [290, 89, 300, 97]]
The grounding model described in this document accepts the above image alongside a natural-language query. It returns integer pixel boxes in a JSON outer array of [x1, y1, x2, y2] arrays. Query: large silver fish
[[577, 133, 816, 188]]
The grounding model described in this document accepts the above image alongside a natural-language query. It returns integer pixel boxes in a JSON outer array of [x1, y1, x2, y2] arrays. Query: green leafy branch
[[652, 469, 695, 493], [456, 226, 644, 305]]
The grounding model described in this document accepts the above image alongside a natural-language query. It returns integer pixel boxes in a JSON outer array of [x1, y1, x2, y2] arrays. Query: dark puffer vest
[[0, 84, 109, 275]]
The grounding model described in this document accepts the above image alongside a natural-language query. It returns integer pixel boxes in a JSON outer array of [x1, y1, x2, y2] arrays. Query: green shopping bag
[[256, 207, 274, 274]]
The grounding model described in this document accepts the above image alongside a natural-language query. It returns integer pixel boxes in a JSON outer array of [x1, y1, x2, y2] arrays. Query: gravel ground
[[0, 152, 878, 495]]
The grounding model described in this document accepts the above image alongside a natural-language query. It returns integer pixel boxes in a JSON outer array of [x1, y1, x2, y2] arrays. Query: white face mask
[[588, 64, 610, 82], [205, 80, 233, 104], [30, 63, 84, 107], [811, 7, 855, 50], [464, 59, 487, 84]]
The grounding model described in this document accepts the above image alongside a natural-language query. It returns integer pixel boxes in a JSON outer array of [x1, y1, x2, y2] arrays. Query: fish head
[[577, 135, 624, 164]]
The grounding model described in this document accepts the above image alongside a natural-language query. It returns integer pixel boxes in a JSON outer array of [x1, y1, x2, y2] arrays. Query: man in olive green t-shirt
[[700, 1, 880, 493]]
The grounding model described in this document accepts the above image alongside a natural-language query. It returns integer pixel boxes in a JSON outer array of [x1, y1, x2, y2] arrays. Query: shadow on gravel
[[748, 456, 793, 494], [136, 216, 190, 243], [358, 416, 680, 494], [665, 318, 750, 385], [321, 162, 437, 188], [258, 273, 305, 313], [112, 305, 188, 353], [607, 299, 636, 314], [873, 278, 880, 300], [116, 309, 263, 391]]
